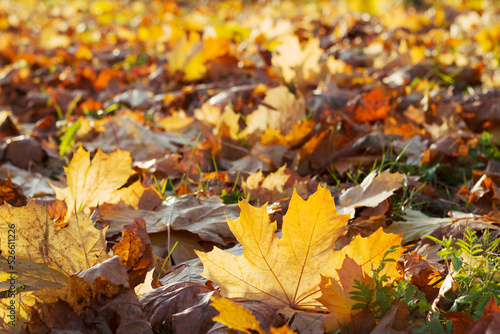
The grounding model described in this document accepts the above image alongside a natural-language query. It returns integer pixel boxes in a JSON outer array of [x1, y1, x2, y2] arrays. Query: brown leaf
[[26, 256, 152, 333], [140, 281, 220, 332], [0, 177, 26, 207], [100, 195, 239, 246], [370, 301, 410, 334], [4, 136, 46, 170], [113, 217, 154, 288], [338, 170, 405, 218]]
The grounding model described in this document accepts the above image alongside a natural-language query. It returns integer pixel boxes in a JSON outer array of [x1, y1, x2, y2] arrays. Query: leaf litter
[[1, 0, 500, 333]]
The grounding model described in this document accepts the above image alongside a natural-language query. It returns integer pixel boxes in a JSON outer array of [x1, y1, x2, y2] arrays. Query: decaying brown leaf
[[113, 217, 154, 288], [26, 256, 152, 333], [140, 281, 220, 333]]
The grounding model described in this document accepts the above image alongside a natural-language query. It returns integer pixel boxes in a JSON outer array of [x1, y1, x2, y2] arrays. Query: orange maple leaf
[[354, 86, 390, 122]]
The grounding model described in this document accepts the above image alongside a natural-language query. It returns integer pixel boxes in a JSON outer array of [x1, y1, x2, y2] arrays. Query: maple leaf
[[244, 86, 306, 136], [51, 146, 157, 219], [354, 86, 391, 123], [211, 297, 294, 334], [242, 165, 308, 204], [316, 256, 372, 329], [211, 297, 266, 334], [332, 228, 403, 280], [195, 185, 350, 309], [0, 201, 108, 277]]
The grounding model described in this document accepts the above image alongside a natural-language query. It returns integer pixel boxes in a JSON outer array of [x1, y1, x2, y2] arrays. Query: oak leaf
[[196, 185, 350, 309]]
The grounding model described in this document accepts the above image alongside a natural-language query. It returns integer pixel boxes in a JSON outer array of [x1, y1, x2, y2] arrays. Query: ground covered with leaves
[[0, 0, 500, 333]]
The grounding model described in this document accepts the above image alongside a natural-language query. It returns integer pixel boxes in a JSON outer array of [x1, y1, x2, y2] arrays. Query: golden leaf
[[333, 227, 403, 280], [196, 185, 349, 309], [51, 146, 147, 218], [0, 201, 108, 277], [211, 297, 295, 334], [211, 297, 265, 334]]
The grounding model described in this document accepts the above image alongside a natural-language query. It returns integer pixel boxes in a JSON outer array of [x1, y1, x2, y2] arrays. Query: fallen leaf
[[333, 227, 403, 280], [0, 201, 108, 277], [0, 177, 26, 207], [51, 146, 133, 216], [196, 185, 350, 309], [113, 217, 154, 288], [245, 86, 306, 136], [140, 281, 220, 332], [26, 256, 152, 333], [353, 86, 391, 123], [211, 297, 292, 334], [242, 165, 308, 204], [211, 297, 265, 334], [100, 195, 240, 245], [317, 256, 372, 330], [338, 170, 405, 218], [51, 146, 160, 219]]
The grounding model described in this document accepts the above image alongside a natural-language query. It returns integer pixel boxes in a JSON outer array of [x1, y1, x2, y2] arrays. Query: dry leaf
[[140, 281, 220, 332], [211, 297, 293, 334], [26, 256, 152, 333], [211, 297, 265, 334], [196, 185, 350, 309], [113, 217, 154, 288], [338, 170, 405, 218], [317, 256, 372, 329], [51, 146, 135, 218], [353, 87, 391, 123], [245, 86, 306, 136], [0, 201, 108, 277], [333, 228, 403, 280], [242, 165, 308, 204]]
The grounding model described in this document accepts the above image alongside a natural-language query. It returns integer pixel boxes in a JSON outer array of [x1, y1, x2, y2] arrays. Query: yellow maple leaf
[[211, 297, 265, 334], [332, 228, 403, 280], [0, 291, 37, 332], [196, 185, 350, 309], [0, 201, 108, 277], [211, 297, 295, 334], [242, 165, 308, 204], [51, 146, 151, 219], [244, 86, 306, 136]]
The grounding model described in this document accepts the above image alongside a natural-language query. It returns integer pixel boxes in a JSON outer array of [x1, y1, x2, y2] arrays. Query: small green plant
[[477, 131, 500, 161], [424, 227, 500, 318], [59, 121, 81, 157], [349, 245, 402, 319]]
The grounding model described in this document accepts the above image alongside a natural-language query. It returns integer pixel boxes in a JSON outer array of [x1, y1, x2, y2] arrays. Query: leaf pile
[[1, 0, 500, 333]]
